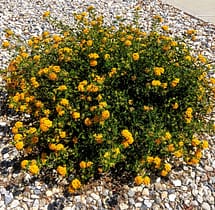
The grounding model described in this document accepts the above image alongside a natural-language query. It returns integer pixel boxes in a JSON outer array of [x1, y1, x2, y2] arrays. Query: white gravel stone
[[119, 203, 129, 210], [9, 199, 20, 208], [144, 199, 153, 208], [90, 193, 100, 201], [172, 179, 182, 187], [168, 194, 176, 202], [202, 202, 211, 210]]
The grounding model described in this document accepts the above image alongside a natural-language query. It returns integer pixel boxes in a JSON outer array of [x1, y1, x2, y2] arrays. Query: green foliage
[[2, 6, 215, 191]]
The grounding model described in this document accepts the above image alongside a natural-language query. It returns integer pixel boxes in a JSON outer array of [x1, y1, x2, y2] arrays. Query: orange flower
[[29, 164, 39, 174], [21, 160, 29, 169], [79, 161, 87, 169], [101, 110, 110, 120], [134, 175, 143, 185], [57, 165, 67, 177], [142, 176, 151, 185], [90, 60, 97, 67], [49, 72, 58, 80]]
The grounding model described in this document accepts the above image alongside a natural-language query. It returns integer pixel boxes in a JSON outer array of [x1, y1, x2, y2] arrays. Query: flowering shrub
[[2, 6, 215, 192]]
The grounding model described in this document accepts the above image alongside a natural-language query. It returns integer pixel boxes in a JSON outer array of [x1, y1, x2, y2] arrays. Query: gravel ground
[[0, 0, 215, 209]]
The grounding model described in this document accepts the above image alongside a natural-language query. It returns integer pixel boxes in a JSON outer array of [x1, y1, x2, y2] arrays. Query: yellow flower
[[161, 25, 169, 31], [188, 157, 199, 165], [185, 55, 192, 62], [60, 98, 69, 106], [171, 78, 180, 87], [72, 112, 80, 119], [104, 151, 110, 158], [57, 85, 67, 91], [202, 140, 208, 149], [124, 40, 132, 46], [122, 140, 129, 148], [43, 11, 50, 18], [90, 60, 98, 67], [191, 138, 200, 147], [161, 170, 168, 176], [198, 54, 207, 63], [55, 144, 65, 151], [143, 105, 153, 111], [49, 143, 56, 150], [49, 72, 58, 80], [186, 29, 196, 35], [132, 53, 139, 61], [153, 15, 163, 22], [153, 67, 164, 76], [142, 176, 150, 185], [14, 133, 23, 142], [12, 127, 18, 134], [84, 117, 92, 126], [101, 110, 110, 120], [29, 164, 39, 174], [121, 129, 132, 139], [35, 100, 44, 108], [88, 53, 99, 59], [195, 149, 202, 159], [71, 178, 81, 190], [21, 160, 29, 169], [127, 136, 134, 144], [104, 54, 110, 60], [173, 150, 183, 158], [151, 80, 161, 86], [167, 144, 175, 152], [87, 40, 93, 47], [153, 156, 161, 168], [164, 132, 172, 140], [2, 41, 10, 48], [86, 161, 93, 167], [33, 55, 40, 61], [15, 121, 23, 128], [93, 133, 103, 144], [134, 175, 143, 185], [185, 107, 193, 116], [164, 163, 172, 172], [57, 165, 67, 177], [146, 156, 154, 163], [79, 161, 87, 169], [60, 131, 66, 138], [172, 103, 179, 109], [28, 127, 37, 134], [15, 141, 24, 150], [40, 117, 52, 132]]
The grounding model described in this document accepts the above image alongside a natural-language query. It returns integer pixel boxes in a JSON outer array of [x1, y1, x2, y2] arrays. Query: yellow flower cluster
[[121, 129, 134, 148], [78, 80, 88, 92], [30, 77, 40, 88], [93, 133, 103, 143], [134, 175, 151, 185], [57, 165, 67, 176], [88, 53, 99, 67], [152, 80, 161, 86], [171, 78, 180, 87], [40, 117, 52, 132], [161, 163, 172, 176], [68, 178, 81, 193], [184, 107, 193, 123], [132, 53, 139, 61], [153, 67, 164, 76], [79, 161, 93, 169], [49, 143, 64, 151]]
